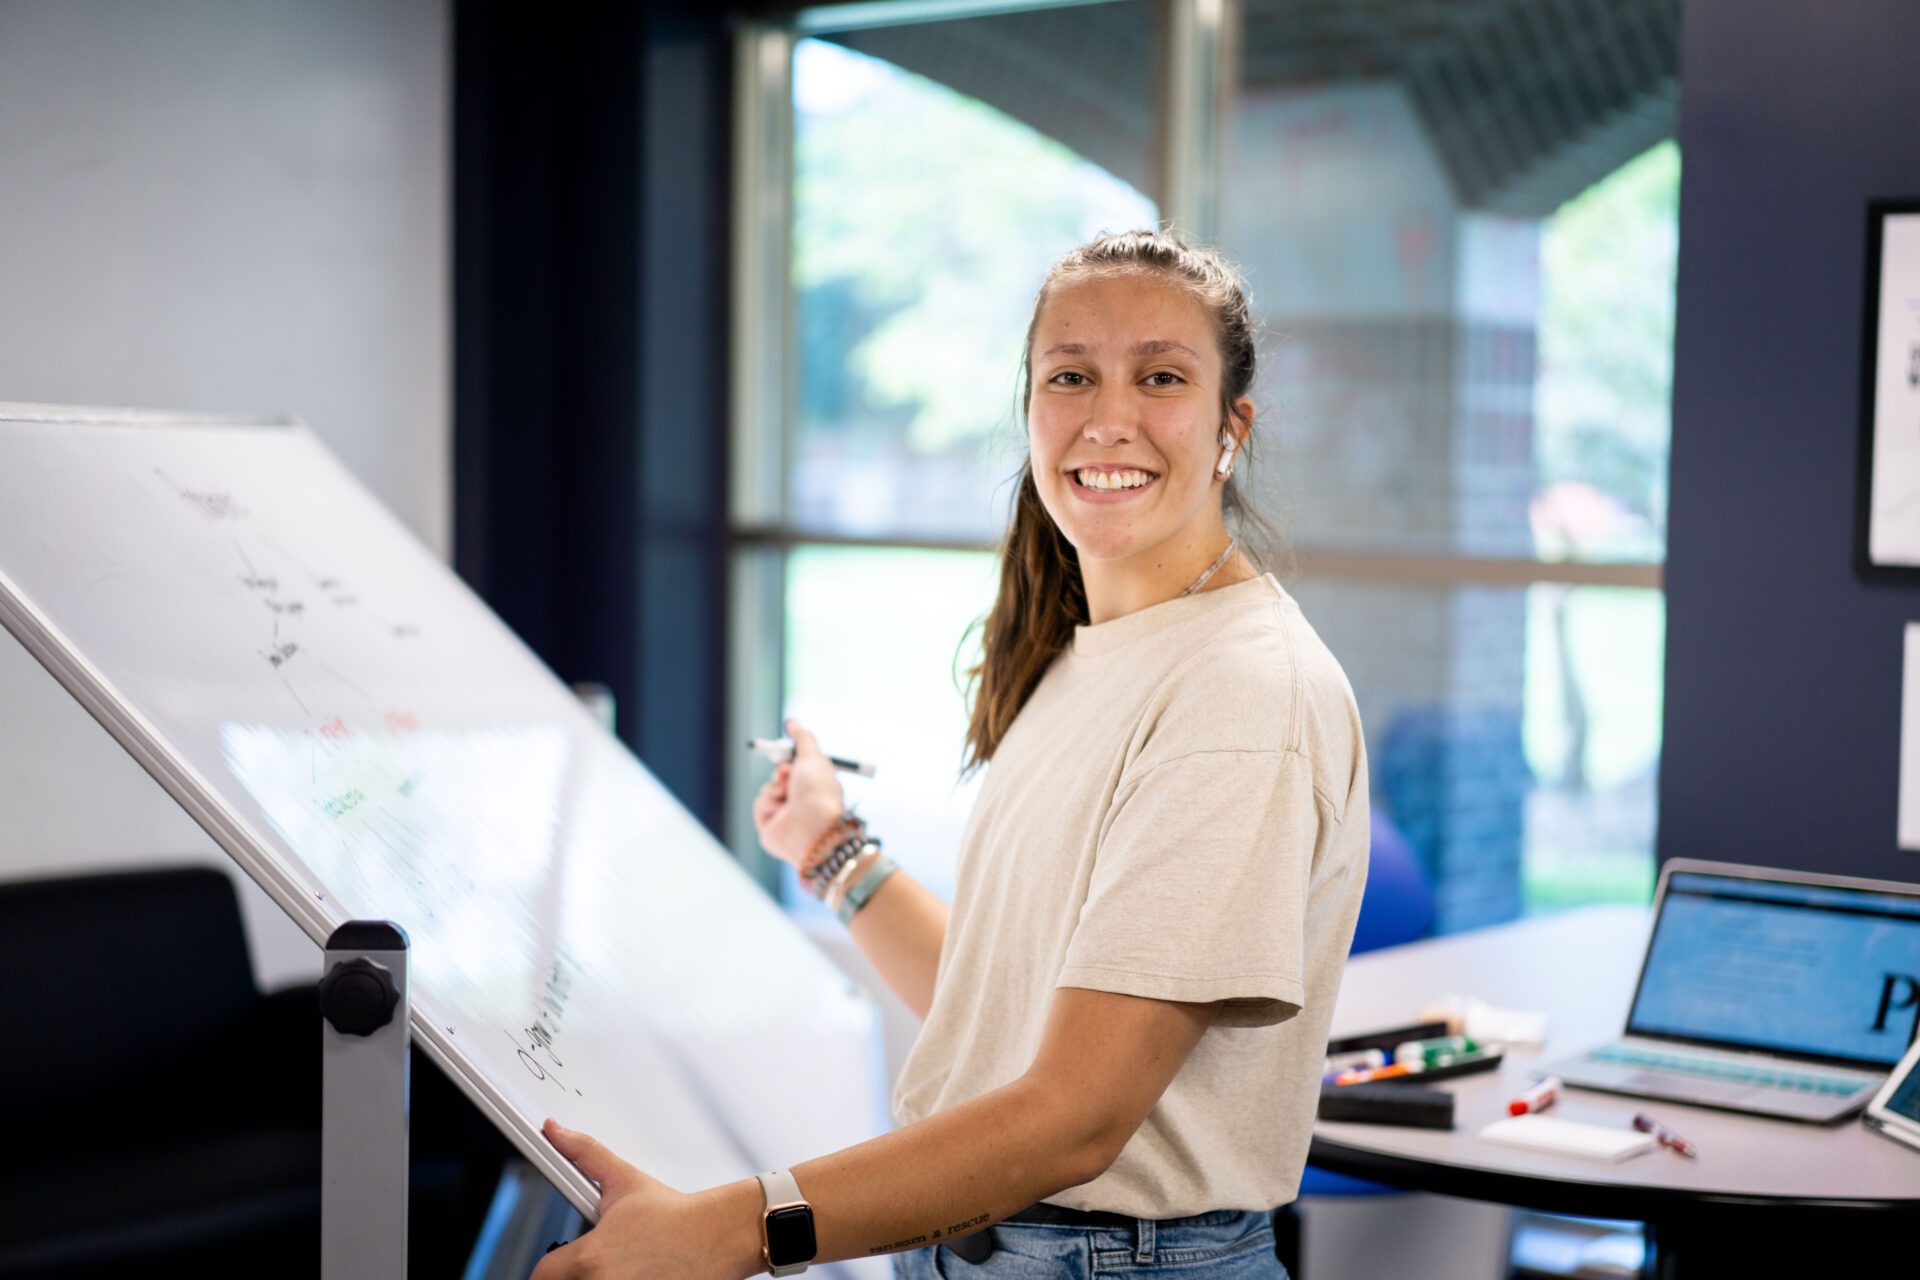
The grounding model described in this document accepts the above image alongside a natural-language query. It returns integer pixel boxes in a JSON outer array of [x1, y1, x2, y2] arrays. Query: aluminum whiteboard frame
[[0, 403, 603, 1217]]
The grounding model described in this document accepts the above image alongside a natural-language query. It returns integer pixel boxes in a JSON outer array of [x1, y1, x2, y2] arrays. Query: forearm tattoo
[[865, 1212, 991, 1255]]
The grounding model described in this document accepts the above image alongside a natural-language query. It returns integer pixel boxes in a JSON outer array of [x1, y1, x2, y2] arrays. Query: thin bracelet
[[823, 843, 882, 912], [836, 856, 900, 926]]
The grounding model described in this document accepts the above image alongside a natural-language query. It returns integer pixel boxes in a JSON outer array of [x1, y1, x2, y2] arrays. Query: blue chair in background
[[1347, 807, 1435, 957], [1297, 807, 1434, 1198]]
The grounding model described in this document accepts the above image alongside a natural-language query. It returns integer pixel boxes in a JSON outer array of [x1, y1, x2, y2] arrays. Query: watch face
[[766, 1204, 817, 1264]]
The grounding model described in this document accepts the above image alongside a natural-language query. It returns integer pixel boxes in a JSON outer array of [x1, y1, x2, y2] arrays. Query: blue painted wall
[[1660, 0, 1920, 882]]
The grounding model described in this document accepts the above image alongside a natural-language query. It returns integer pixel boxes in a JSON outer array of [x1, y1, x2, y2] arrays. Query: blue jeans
[[890, 1209, 1286, 1279]]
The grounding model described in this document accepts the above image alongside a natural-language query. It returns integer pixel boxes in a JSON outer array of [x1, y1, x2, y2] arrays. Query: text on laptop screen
[[1628, 872, 1920, 1066]]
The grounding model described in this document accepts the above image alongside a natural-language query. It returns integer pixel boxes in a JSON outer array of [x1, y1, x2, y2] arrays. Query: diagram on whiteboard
[[0, 412, 879, 1225]]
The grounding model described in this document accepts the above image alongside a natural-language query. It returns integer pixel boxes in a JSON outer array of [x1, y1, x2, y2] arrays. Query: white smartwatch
[[756, 1169, 817, 1276]]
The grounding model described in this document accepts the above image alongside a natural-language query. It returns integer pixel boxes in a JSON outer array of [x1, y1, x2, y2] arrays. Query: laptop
[[1545, 859, 1920, 1122]]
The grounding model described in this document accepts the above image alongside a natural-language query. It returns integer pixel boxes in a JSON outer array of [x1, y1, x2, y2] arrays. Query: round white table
[[1310, 905, 1920, 1273]]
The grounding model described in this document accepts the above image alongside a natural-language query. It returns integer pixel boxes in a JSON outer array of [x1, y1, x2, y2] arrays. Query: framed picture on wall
[[1857, 199, 1920, 580]]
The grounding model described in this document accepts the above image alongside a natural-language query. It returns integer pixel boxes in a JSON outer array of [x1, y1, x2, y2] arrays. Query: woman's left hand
[[530, 1120, 746, 1280]]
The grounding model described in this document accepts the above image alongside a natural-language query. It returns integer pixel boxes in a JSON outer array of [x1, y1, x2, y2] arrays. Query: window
[[732, 0, 1680, 934], [1222, 0, 1679, 930], [728, 2, 1173, 910]]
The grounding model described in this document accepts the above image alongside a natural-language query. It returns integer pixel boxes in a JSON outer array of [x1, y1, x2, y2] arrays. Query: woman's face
[[1026, 271, 1243, 569]]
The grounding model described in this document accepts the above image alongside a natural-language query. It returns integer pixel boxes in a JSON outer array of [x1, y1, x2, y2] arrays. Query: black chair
[[0, 866, 506, 1279]]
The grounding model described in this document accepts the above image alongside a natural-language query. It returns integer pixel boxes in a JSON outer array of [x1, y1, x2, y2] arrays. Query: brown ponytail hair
[[961, 230, 1277, 772]]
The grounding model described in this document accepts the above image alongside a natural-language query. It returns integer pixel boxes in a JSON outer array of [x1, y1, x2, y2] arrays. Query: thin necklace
[[1180, 538, 1237, 597]]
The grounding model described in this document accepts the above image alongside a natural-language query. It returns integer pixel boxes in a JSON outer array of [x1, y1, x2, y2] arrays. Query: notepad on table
[[1477, 1115, 1655, 1163]]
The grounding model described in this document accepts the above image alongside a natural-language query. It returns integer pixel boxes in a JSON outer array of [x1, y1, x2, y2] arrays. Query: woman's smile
[[1025, 271, 1246, 593], [1069, 465, 1161, 500]]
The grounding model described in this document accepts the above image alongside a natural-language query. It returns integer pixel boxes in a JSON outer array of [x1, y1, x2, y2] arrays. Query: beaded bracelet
[[801, 813, 864, 873], [801, 829, 859, 890], [822, 841, 880, 909], [798, 814, 862, 888], [835, 855, 900, 926], [802, 832, 866, 897], [801, 826, 882, 900]]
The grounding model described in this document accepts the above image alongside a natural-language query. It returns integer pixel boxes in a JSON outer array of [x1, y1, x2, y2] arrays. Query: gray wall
[[1660, 0, 1920, 883], [0, 0, 449, 986]]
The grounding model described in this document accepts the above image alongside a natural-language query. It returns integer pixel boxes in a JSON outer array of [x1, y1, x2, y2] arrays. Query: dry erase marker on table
[[1395, 1035, 1476, 1066], [1333, 1062, 1417, 1086], [1508, 1076, 1560, 1116], [1414, 1047, 1504, 1081], [1326, 1021, 1451, 1057], [1324, 1048, 1388, 1079], [747, 738, 877, 777], [1633, 1112, 1698, 1158], [1334, 1047, 1505, 1086]]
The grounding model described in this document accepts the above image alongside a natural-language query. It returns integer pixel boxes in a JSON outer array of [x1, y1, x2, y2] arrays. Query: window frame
[[724, 0, 1233, 870], [724, 0, 1667, 890]]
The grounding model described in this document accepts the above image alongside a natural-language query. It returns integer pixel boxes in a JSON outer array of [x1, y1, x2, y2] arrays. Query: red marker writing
[[1508, 1076, 1560, 1116]]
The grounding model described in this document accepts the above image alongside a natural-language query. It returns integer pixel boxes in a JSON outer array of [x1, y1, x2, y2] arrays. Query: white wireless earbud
[[1215, 443, 1237, 478]]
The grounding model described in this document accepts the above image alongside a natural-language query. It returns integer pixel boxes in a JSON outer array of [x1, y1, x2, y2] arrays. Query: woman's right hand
[[752, 718, 848, 870]]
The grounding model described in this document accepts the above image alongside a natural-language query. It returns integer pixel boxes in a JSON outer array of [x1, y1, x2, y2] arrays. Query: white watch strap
[[757, 1168, 806, 1210], [757, 1169, 811, 1276]]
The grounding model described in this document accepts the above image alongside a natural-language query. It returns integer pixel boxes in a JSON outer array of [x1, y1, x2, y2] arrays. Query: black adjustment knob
[[320, 957, 400, 1036]]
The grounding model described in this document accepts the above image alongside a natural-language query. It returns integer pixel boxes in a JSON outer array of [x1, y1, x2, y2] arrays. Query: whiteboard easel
[[0, 405, 879, 1268]]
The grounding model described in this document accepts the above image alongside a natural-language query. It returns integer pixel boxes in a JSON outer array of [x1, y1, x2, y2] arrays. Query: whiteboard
[[0, 405, 878, 1228]]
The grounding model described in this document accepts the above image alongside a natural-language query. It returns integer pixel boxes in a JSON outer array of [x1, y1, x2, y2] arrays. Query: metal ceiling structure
[[811, 0, 1679, 215], [819, 2, 1160, 197], [1384, 0, 1679, 214]]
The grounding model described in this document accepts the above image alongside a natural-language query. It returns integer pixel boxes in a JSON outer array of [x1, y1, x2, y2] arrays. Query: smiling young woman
[[1028, 276, 1248, 600], [531, 232, 1368, 1280]]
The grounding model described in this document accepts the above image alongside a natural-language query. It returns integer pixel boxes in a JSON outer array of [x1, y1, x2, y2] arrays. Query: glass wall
[[1223, 0, 1679, 930], [733, 2, 1162, 909], [735, 0, 1681, 932], [790, 33, 1156, 542], [782, 546, 997, 908]]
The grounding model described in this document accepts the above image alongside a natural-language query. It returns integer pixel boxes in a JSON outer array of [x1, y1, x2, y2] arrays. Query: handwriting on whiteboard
[[221, 720, 580, 1092], [151, 468, 431, 723], [155, 467, 248, 521], [508, 949, 587, 1097]]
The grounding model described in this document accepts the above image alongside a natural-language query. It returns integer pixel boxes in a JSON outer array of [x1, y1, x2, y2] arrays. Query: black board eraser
[[1317, 1082, 1455, 1129]]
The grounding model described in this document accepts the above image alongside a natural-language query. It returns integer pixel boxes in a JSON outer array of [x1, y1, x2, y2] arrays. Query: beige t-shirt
[[892, 574, 1369, 1218]]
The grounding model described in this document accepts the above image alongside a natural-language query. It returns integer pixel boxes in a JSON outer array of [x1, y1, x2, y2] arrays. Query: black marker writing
[[157, 468, 247, 520]]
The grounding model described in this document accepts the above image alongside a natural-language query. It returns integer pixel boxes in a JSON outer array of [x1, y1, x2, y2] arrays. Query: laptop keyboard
[[1587, 1043, 1873, 1096]]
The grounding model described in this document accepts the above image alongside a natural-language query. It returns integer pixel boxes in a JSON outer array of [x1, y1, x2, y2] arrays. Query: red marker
[[1633, 1113, 1699, 1158], [1508, 1076, 1561, 1116]]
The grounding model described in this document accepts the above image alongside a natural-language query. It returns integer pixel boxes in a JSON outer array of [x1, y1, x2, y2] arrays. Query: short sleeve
[[1057, 748, 1316, 1028]]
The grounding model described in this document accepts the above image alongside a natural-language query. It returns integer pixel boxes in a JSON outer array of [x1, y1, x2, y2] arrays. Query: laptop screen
[[1627, 870, 1920, 1067]]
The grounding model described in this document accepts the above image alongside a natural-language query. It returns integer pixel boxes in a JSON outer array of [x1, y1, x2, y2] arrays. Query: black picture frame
[[1855, 198, 1920, 581]]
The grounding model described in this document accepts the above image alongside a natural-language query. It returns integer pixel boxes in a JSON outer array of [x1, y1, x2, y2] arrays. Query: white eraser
[[1477, 1115, 1655, 1163]]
